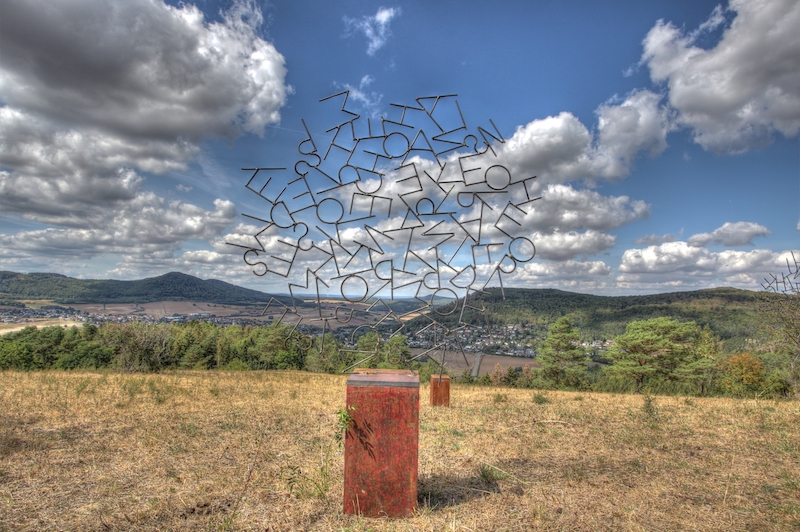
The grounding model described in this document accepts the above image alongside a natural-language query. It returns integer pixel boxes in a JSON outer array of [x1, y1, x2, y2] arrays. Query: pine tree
[[537, 317, 587, 389], [673, 324, 720, 395], [606, 317, 695, 393]]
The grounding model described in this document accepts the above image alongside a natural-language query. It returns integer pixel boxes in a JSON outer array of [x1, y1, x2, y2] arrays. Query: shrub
[[720, 352, 764, 397]]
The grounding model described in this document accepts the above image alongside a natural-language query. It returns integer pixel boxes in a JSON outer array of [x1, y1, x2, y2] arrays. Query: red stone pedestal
[[343, 369, 419, 518], [430, 374, 450, 407]]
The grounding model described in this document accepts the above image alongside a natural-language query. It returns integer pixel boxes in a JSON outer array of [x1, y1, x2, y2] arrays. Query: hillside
[[404, 287, 764, 351], [0, 271, 298, 306]]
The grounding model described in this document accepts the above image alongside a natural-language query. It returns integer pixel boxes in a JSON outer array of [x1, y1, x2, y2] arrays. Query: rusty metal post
[[343, 369, 419, 518], [429, 374, 450, 407]]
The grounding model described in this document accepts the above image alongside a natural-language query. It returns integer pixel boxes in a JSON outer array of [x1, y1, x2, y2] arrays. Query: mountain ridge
[[0, 271, 297, 306]]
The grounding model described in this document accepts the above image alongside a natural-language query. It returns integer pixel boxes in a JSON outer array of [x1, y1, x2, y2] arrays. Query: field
[[68, 300, 385, 329], [0, 320, 86, 335], [1, 371, 798, 531]]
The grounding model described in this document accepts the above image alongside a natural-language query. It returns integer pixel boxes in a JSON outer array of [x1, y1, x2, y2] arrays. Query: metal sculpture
[[228, 92, 540, 374]]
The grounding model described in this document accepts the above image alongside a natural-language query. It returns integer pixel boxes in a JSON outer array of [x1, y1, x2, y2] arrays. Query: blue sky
[[0, 0, 798, 297]]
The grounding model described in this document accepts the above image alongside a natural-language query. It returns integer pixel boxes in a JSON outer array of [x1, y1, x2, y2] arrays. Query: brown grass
[[1, 370, 798, 531]]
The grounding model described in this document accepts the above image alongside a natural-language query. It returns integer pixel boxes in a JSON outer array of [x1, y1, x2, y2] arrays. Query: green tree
[[606, 317, 696, 393], [537, 317, 588, 388], [304, 333, 344, 373], [673, 324, 721, 395], [97, 322, 174, 372], [379, 334, 410, 369]]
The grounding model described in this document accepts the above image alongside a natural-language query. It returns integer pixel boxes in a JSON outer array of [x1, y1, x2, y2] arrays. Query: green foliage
[[641, 392, 660, 423], [304, 333, 345, 373], [404, 286, 760, 352], [334, 405, 356, 445], [220, 358, 250, 371], [605, 317, 696, 393], [532, 393, 550, 405], [479, 463, 509, 483], [98, 322, 174, 372], [0, 309, 792, 402], [537, 317, 588, 389], [672, 325, 721, 396]]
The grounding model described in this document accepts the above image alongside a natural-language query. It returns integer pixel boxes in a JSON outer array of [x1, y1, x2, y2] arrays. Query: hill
[[0, 271, 298, 306], [404, 287, 764, 352]]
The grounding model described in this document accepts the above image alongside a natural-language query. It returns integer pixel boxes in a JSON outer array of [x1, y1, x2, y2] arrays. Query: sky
[[0, 0, 798, 298]]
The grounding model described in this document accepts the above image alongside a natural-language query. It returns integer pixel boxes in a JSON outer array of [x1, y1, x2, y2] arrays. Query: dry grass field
[[1, 370, 798, 531]]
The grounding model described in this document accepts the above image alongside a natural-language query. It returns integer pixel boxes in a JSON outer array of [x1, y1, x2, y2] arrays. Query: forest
[[402, 286, 765, 353], [0, 313, 795, 399]]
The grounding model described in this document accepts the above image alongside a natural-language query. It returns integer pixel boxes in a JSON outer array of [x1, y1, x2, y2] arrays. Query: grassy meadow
[[1, 370, 798, 531]]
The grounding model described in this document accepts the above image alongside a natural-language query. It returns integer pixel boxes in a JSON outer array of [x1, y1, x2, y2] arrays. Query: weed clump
[[533, 393, 550, 405], [641, 392, 660, 424]]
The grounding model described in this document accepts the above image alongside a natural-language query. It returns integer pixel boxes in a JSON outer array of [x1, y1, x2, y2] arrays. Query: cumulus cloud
[[499, 89, 671, 183], [503, 259, 613, 292], [687, 221, 772, 247], [343, 6, 401, 55], [641, 0, 800, 153], [617, 241, 794, 291], [0, 0, 289, 140], [0, 0, 290, 273], [526, 184, 649, 233], [0, 198, 236, 261], [532, 230, 616, 261]]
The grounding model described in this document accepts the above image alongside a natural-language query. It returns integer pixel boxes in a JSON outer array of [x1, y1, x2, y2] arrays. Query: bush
[[54, 342, 114, 369], [220, 358, 251, 371], [720, 353, 764, 397]]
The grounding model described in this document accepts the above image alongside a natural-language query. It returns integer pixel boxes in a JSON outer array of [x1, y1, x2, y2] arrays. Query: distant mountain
[[0, 271, 300, 306], [404, 286, 765, 352]]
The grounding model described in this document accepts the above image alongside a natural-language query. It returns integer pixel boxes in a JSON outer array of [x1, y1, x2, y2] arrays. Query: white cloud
[[0, 0, 289, 140], [529, 184, 649, 233], [687, 221, 772, 247], [0, 0, 290, 273], [499, 89, 671, 183], [343, 6, 401, 56], [0, 198, 236, 261], [617, 241, 794, 290], [533, 230, 616, 261], [641, 0, 800, 153]]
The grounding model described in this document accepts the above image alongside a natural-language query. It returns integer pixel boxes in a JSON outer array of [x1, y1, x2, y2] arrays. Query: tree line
[[463, 316, 795, 399], [0, 314, 795, 399]]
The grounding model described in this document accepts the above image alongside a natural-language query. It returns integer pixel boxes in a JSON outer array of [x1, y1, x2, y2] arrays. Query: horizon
[[0, 0, 797, 297], [1, 269, 765, 299]]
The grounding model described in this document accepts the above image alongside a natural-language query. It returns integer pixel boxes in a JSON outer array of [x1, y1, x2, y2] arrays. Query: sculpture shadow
[[417, 471, 506, 510]]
